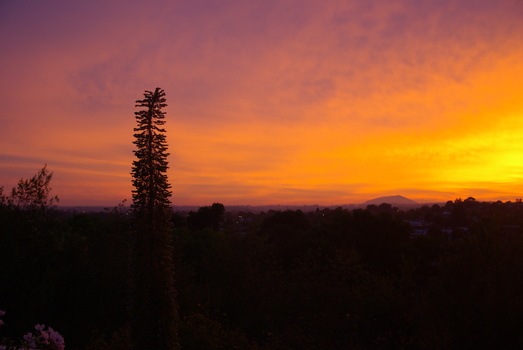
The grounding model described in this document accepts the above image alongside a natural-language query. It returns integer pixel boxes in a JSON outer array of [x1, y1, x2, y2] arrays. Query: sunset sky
[[1, 0, 522, 206]]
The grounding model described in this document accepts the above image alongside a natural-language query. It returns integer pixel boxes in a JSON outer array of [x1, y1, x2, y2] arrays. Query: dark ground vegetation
[[2, 196, 523, 349]]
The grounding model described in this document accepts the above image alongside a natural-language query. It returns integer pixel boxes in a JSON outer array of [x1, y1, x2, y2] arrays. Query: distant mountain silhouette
[[362, 195, 418, 206]]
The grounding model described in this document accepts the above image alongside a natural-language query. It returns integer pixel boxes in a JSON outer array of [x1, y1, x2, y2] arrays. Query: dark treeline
[[2, 191, 523, 349]]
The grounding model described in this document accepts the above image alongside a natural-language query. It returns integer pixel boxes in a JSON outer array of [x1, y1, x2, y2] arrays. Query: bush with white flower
[[0, 310, 65, 350]]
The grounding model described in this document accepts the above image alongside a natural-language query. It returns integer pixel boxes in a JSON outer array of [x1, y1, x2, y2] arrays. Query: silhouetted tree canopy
[[129, 87, 180, 350], [3, 191, 523, 349], [0, 164, 58, 210], [188, 203, 225, 231]]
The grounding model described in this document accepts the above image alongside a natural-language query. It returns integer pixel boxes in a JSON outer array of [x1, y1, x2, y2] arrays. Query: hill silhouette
[[362, 195, 418, 206]]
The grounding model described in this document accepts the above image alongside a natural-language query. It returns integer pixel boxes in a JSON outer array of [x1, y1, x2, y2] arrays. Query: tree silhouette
[[131, 88, 171, 214], [1, 164, 59, 209], [188, 202, 225, 231], [130, 88, 180, 350]]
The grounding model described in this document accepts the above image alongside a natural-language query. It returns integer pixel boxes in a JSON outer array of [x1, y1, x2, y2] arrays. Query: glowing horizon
[[1, 0, 522, 206]]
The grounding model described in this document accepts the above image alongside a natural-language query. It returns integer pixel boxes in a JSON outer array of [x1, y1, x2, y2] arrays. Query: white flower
[[38, 330, 50, 345], [39, 330, 49, 339], [49, 327, 65, 346], [23, 332, 37, 349]]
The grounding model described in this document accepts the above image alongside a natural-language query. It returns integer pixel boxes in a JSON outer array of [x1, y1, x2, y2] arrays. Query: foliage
[[0, 311, 65, 350], [3, 192, 523, 349], [131, 88, 171, 215], [1, 165, 59, 210], [129, 87, 180, 350], [188, 203, 225, 231]]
